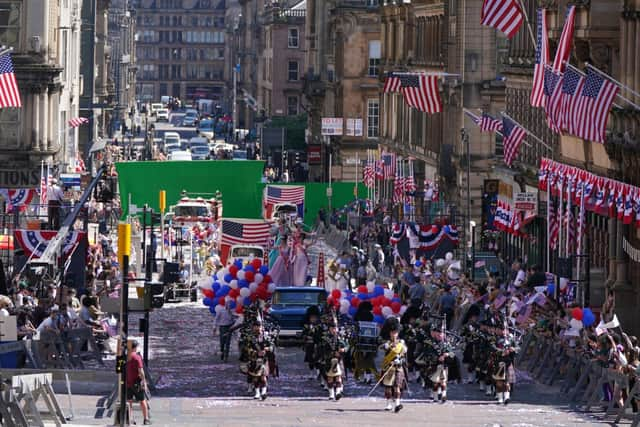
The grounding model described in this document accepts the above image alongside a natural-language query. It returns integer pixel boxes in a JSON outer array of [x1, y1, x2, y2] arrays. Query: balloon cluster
[[326, 284, 408, 325], [570, 307, 596, 327], [200, 258, 273, 316]]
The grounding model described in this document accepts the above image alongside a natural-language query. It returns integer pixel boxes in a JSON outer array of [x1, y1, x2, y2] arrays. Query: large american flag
[[502, 116, 526, 166], [480, 113, 503, 132], [574, 69, 619, 144], [531, 8, 549, 107], [0, 52, 22, 108], [551, 6, 576, 72], [265, 185, 305, 205], [543, 67, 563, 133], [480, 0, 524, 39], [381, 152, 396, 179], [221, 220, 272, 246], [382, 72, 401, 93], [559, 68, 585, 134], [68, 117, 89, 128], [399, 74, 442, 113]]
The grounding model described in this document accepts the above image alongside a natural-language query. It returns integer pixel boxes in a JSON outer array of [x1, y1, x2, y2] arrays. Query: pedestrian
[[47, 178, 64, 230], [126, 340, 151, 425], [215, 300, 237, 361]]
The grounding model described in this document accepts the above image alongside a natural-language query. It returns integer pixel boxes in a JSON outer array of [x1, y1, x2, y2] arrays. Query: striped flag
[[381, 152, 396, 178], [399, 74, 442, 113], [531, 8, 549, 107], [559, 68, 585, 134], [68, 117, 89, 128], [543, 67, 563, 133], [551, 6, 576, 72], [363, 164, 374, 188], [383, 72, 401, 93], [393, 174, 404, 204], [265, 185, 304, 204], [502, 116, 526, 166], [0, 52, 22, 108], [39, 168, 48, 209], [480, 113, 503, 132], [480, 0, 524, 39], [574, 68, 619, 144], [220, 219, 272, 246], [74, 154, 86, 173], [549, 198, 559, 250]]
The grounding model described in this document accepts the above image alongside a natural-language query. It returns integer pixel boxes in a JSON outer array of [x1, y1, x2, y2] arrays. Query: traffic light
[[143, 280, 165, 310]]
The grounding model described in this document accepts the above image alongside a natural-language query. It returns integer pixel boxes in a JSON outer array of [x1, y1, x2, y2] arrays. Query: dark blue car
[[268, 287, 327, 339]]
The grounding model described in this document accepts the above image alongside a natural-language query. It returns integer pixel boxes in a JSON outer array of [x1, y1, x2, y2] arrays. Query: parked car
[[150, 103, 163, 116], [182, 109, 199, 127], [190, 144, 210, 160], [197, 119, 214, 140], [162, 132, 181, 151], [269, 287, 327, 338], [156, 108, 169, 122], [168, 150, 192, 161], [164, 142, 180, 153]]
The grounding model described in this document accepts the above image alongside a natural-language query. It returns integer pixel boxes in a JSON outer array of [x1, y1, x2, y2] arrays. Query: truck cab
[[170, 197, 214, 227], [268, 287, 327, 338], [229, 245, 265, 265]]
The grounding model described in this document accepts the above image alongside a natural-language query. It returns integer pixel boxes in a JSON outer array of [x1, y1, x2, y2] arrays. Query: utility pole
[[232, 61, 238, 142], [462, 128, 471, 270]]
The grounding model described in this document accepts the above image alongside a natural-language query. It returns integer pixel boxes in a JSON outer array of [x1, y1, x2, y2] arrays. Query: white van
[[163, 132, 181, 150], [150, 103, 163, 116], [168, 150, 192, 161]]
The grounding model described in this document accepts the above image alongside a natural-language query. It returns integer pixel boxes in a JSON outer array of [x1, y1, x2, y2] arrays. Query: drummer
[[352, 301, 377, 384]]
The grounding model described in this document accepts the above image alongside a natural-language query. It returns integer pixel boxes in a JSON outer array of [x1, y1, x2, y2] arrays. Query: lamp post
[[470, 220, 476, 281]]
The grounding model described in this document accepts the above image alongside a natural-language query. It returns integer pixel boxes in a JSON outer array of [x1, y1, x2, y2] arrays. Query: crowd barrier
[[0, 373, 67, 426], [518, 331, 640, 425]]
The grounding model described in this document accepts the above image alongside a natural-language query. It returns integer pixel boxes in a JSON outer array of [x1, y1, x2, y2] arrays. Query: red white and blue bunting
[[14, 230, 86, 258], [390, 222, 459, 249], [0, 188, 37, 208]]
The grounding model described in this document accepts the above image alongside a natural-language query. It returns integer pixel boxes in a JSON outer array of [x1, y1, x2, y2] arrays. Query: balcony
[[262, 7, 306, 24], [335, 0, 379, 9]]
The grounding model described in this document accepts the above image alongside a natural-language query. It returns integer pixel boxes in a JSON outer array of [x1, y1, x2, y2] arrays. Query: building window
[[287, 96, 298, 116], [288, 27, 299, 48], [171, 64, 181, 79], [367, 98, 379, 138], [288, 61, 299, 81], [368, 40, 381, 77]]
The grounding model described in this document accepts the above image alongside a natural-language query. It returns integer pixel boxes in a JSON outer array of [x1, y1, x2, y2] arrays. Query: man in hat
[[47, 177, 65, 230], [321, 314, 347, 400], [245, 319, 274, 400], [422, 319, 455, 402], [301, 305, 322, 380], [380, 317, 408, 412], [372, 243, 385, 274]]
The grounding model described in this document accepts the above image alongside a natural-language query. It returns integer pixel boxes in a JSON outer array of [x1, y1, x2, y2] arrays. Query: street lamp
[[469, 220, 476, 281]]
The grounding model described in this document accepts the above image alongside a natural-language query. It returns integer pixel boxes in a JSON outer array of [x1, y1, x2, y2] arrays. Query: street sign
[[307, 145, 321, 165], [0, 169, 40, 188], [514, 192, 537, 212], [321, 118, 343, 136]]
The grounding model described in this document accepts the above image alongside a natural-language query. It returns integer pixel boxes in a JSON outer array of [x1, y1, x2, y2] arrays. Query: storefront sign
[[321, 118, 343, 136], [345, 118, 363, 137], [514, 192, 538, 212], [0, 169, 40, 189], [307, 145, 321, 165]]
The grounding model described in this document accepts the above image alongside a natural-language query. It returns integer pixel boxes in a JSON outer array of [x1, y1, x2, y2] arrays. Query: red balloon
[[263, 274, 272, 284], [373, 305, 382, 315], [351, 297, 360, 308], [571, 307, 583, 321], [431, 225, 439, 233], [382, 297, 392, 307], [252, 258, 262, 269], [391, 302, 402, 313], [327, 296, 334, 306], [229, 288, 240, 299], [331, 289, 342, 300], [249, 293, 258, 302], [235, 305, 244, 314], [218, 297, 226, 306], [202, 289, 214, 298], [229, 265, 239, 277], [245, 271, 255, 283], [357, 285, 368, 294]]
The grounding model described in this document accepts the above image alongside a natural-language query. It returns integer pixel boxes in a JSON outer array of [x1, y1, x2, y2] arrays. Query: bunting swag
[[14, 230, 86, 258], [0, 188, 37, 207], [390, 222, 459, 261], [539, 158, 640, 227]]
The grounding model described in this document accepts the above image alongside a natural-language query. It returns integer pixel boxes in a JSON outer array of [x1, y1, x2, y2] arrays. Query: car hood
[[269, 305, 310, 315]]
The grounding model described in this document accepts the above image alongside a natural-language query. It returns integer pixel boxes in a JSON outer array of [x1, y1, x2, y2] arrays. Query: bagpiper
[[490, 322, 518, 404], [301, 305, 323, 380], [245, 319, 275, 400], [320, 311, 347, 400], [380, 317, 408, 412], [422, 317, 455, 403]]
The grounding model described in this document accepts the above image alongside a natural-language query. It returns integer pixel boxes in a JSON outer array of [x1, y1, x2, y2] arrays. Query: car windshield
[[230, 247, 264, 258], [191, 146, 209, 153], [185, 111, 198, 117], [271, 291, 326, 306], [165, 137, 179, 144], [173, 206, 210, 217]]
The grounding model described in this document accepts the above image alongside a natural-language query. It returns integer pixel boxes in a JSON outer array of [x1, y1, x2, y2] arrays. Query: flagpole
[[500, 111, 551, 150], [565, 178, 571, 258], [516, 0, 537, 47], [577, 183, 585, 306], [558, 177, 564, 260], [546, 176, 551, 273]]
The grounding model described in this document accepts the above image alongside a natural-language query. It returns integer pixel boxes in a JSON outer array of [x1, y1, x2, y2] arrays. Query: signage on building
[[345, 118, 363, 136], [307, 145, 321, 165], [0, 169, 40, 189], [514, 192, 538, 212], [321, 118, 343, 136]]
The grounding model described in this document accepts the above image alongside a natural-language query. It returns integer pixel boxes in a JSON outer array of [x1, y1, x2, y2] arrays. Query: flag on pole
[[381, 152, 396, 179], [382, 72, 401, 93], [399, 74, 442, 113], [559, 68, 585, 134], [363, 164, 374, 188], [39, 167, 48, 207], [0, 52, 21, 108], [74, 154, 86, 173], [531, 8, 549, 107], [502, 116, 526, 166], [551, 5, 576, 72], [549, 197, 559, 250], [480, 0, 524, 39], [220, 219, 272, 246], [68, 117, 89, 128], [574, 68, 619, 144], [543, 67, 563, 133], [480, 113, 503, 132]]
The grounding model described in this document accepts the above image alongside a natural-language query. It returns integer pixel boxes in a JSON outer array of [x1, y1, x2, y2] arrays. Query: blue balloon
[[244, 265, 255, 273], [373, 315, 384, 324], [212, 282, 221, 292], [243, 296, 252, 306], [374, 286, 384, 296], [209, 305, 216, 315], [215, 290, 223, 298], [259, 266, 269, 275], [357, 293, 368, 300], [443, 225, 451, 233], [391, 297, 401, 304], [582, 308, 596, 327], [415, 261, 422, 267], [547, 284, 555, 295], [220, 285, 231, 296], [238, 279, 249, 288], [229, 301, 237, 309], [203, 297, 213, 306], [224, 274, 233, 283], [348, 306, 357, 317], [234, 260, 243, 269]]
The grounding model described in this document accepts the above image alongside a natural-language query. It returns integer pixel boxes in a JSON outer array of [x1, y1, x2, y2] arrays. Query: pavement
[[46, 298, 612, 427]]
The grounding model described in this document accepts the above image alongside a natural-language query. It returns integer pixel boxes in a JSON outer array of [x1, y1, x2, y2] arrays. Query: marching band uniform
[[321, 315, 347, 400], [491, 328, 518, 404], [246, 321, 275, 400], [380, 318, 408, 412], [301, 306, 323, 379], [423, 321, 455, 402]]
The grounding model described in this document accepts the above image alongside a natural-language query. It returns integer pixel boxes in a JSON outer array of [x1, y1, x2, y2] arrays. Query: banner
[[14, 230, 86, 258], [0, 188, 36, 207]]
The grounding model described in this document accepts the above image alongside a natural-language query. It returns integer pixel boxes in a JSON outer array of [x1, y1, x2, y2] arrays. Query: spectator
[[526, 265, 546, 289], [47, 178, 65, 230], [439, 285, 456, 330], [407, 275, 425, 307], [126, 340, 151, 425], [511, 260, 526, 288], [37, 306, 61, 334], [215, 300, 237, 361]]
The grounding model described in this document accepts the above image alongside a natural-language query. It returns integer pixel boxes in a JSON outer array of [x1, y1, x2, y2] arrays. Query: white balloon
[[383, 289, 394, 299], [229, 279, 238, 289], [435, 259, 446, 268], [366, 282, 375, 293], [559, 277, 568, 290], [222, 268, 229, 277], [225, 295, 233, 303], [339, 304, 349, 315], [267, 283, 277, 293], [254, 273, 264, 284], [239, 288, 251, 298], [399, 305, 407, 316], [214, 305, 224, 315], [237, 270, 246, 281], [236, 295, 244, 304], [215, 271, 224, 282], [199, 277, 213, 289], [249, 282, 259, 292], [340, 299, 350, 309], [381, 306, 393, 318], [569, 318, 583, 330], [445, 252, 453, 261]]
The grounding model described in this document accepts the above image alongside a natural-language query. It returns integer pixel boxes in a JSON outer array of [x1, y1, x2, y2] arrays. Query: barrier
[[0, 373, 67, 427], [0, 341, 39, 369], [518, 331, 640, 425], [35, 328, 105, 370]]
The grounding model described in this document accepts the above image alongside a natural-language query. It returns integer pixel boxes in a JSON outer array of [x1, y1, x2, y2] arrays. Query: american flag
[[551, 6, 576, 72], [0, 52, 22, 108], [393, 174, 404, 204], [375, 159, 384, 179], [39, 169, 48, 207], [543, 67, 563, 133], [480, 113, 503, 132], [381, 152, 396, 178], [363, 164, 374, 188], [405, 174, 416, 194], [221, 220, 272, 246], [68, 117, 89, 128], [399, 74, 442, 113], [383, 72, 401, 93], [548, 197, 559, 250], [559, 68, 585, 134], [502, 116, 526, 166], [531, 8, 549, 107], [265, 185, 304, 205], [574, 69, 619, 144], [480, 0, 524, 39], [74, 153, 86, 173]]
